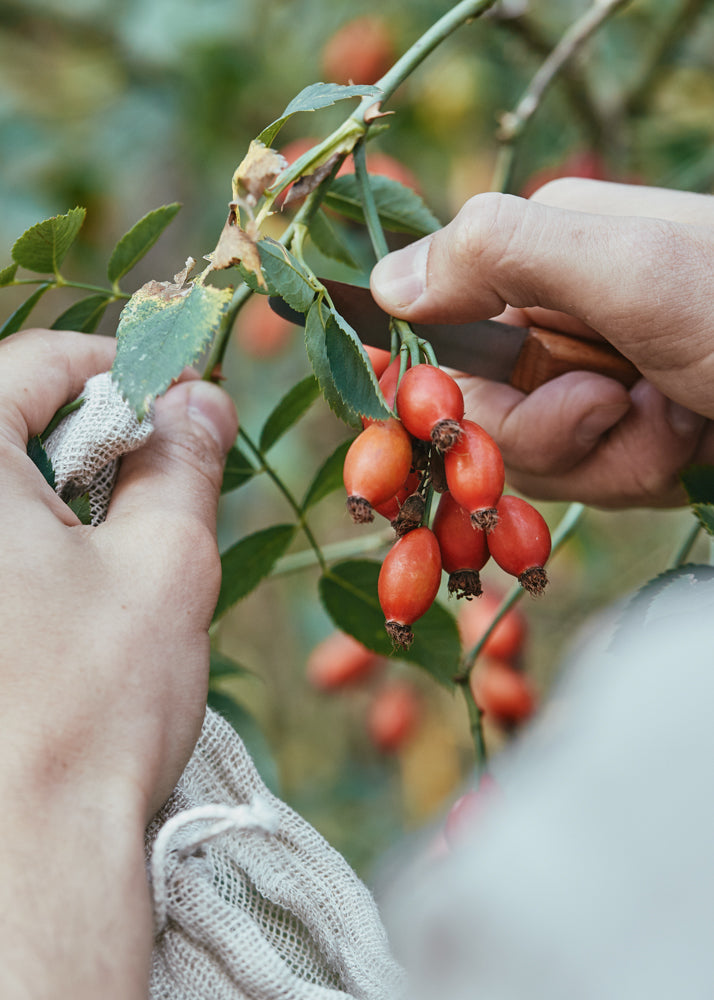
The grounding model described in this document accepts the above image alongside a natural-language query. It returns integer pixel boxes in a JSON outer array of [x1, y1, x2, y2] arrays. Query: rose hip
[[432, 491, 490, 599], [378, 526, 442, 649], [443, 419, 505, 532], [487, 495, 551, 596], [395, 364, 465, 452], [343, 418, 412, 523]]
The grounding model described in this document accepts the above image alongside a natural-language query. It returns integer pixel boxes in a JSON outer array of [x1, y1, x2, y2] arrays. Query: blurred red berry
[[307, 630, 381, 690], [321, 16, 396, 86], [367, 681, 420, 753]]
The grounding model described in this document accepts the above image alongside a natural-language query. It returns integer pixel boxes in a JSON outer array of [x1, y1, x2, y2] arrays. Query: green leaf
[[323, 300, 391, 420], [67, 493, 92, 525], [27, 435, 56, 489], [681, 465, 714, 535], [51, 294, 110, 333], [308, 210, 359, 268], [0, 262, 18, 286], [214, 523, 297, 620], [324, 175, 441, 236], [107, 203, 181, 284], [259, 375, 320, 453], [0, 284, 51, 340], [319, 560, 460, 688], [301, 437, 353, 512], [112, 278, 233, 418], [239, 239, 317, 314], [11, 207, 86, 274], [257, 83, 382, 147], [206, 689, 279, 792], [222, 444, 257, 494], [305, 299, 361, 428], [209, 649, 253, 681], [612, 564, 714, 651]]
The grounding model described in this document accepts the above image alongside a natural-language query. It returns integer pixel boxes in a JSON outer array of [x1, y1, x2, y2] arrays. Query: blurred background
[[1, 0, 713, 876]]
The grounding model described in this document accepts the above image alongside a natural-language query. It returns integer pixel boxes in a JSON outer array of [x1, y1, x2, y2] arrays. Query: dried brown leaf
[[282, 153, 343, 208], [211, 209, 266, 287], [232, 141, 288, 203]]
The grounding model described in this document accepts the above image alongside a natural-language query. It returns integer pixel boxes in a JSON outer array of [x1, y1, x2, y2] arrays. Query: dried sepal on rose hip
[[395, 364, 465, 453], [486, 495, 551, 596], [372, 471, 421, 524], [432, 491, 490, 600], [378, 526, 442, 650], [343, 418, 413, 524], [443, 419, 505, 533]]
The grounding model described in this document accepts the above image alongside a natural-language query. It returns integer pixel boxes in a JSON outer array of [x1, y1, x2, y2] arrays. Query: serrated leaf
[[11, 207, 86, 274], [0, 284, 51, 340], [258, 83, 382, 147], [319, 559, 459, 688], [323, 301, 391, 420], [209, 650, 253, 681], [305, 299, 361, 428], [259, 375, 320, 453], [301, 437, 353, 512], [107, 203, 181, 284], [324, 175, 441, 236], [27, 435, 56, 489], [112, 277, 233, 418], [308, 210, 359, 268], [0, 262, 18, 286], [241, 239, 316, 313], [51, 294, 110, 333], [612, 563, 714, 651], [222, 444, 257, 494], [67, 493, 92, 525], [214, 523, 296, 620]]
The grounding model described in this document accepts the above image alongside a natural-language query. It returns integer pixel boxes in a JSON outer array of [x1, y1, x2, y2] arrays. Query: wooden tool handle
[[509, 327, 639, 394]]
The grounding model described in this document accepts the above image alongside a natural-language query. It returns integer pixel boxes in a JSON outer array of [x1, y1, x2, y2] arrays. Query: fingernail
[[371, 238, 431, 310], [576, 402, 630, 446], [158, 380, 237, 454], [667, 399, 705, 438]]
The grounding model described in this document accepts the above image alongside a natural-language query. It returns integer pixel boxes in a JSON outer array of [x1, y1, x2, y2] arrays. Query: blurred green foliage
[[2, 0, 713, 875]]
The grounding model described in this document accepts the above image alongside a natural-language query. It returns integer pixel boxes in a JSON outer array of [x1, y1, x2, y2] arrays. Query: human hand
[[370, 180, 714, 507], [0, 328, 237, 821]]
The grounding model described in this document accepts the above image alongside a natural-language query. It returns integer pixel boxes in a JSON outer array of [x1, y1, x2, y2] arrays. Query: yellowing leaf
[[232, 140, 287, 203]]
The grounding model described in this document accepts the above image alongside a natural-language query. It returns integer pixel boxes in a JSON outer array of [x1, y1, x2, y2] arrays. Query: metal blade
[[268, 278, 528, 382]]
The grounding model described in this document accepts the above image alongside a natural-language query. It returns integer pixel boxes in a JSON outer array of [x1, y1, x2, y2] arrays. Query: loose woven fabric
[[47, 373, 406, 1000]]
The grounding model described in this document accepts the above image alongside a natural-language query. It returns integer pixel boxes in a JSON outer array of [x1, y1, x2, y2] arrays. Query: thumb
[[370, 193, 714, 414], [106, 379, 237, 531]]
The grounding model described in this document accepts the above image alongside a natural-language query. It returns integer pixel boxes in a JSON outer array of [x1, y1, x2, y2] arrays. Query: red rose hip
[[487, 495, 551, 596], [378, 526, 442, 649], [432, 491, 490, 599], [395, 364, 465, 452], [343, 419, 412, 524], [443, 420, 505, 532]]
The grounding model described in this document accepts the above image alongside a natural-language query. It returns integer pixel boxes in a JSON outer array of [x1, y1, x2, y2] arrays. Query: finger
[[530, 178, 714, 225], [458, 371, 632, 476], [0, 329, 116, 449], [504, 380, 707, 508], [370, 192, 714, 414]]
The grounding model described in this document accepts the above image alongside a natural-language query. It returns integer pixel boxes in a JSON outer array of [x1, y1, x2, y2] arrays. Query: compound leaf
[[0, 262, 18, 286], [324, 174, 441, 236], [305, 299, 360, 428], [12, 207, 86, 274], [112, 277, 233, 418], [107, 203, 181, 284], [308, 210, 359, 268], [323, 300, 391, 421], [214, 523, 297, 620]]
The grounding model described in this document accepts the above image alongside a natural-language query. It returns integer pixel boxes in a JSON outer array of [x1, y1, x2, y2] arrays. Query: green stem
[[238, 427, 328, 574], [460, 682, 489, 770], [271, 528, 391, 577], [358, 0, 499, 110], [40, 398, 84, 441], [669, 518, 703, 569]]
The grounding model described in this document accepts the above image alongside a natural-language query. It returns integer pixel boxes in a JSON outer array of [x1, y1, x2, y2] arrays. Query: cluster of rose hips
[[343, 351, 552, 649]]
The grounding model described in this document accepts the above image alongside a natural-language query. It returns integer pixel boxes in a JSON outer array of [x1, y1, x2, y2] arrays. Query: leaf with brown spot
[[283, 153, 342, 208], [232, 141, 287, 203]]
